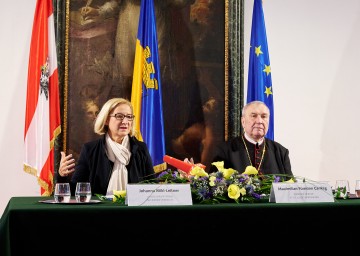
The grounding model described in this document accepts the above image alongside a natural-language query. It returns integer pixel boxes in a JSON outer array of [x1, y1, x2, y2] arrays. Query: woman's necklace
[[241, 134, 266, 172]]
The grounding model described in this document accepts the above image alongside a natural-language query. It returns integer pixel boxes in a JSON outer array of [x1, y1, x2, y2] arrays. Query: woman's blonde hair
[[94, 98, 135, 136]]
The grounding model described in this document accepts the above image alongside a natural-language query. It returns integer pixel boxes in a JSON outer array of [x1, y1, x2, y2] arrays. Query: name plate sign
[[269, 182, 334, 203], [126, 183, 193, 206]]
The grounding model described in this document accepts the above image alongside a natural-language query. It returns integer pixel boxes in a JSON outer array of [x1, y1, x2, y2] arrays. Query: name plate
[[269, 182, 334, 203], [126, 183, 193, 206]]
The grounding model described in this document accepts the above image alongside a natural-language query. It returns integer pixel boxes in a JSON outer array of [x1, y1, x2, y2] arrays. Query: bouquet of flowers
[[99, 160, 295, 204], [152, 161, 294, 204]]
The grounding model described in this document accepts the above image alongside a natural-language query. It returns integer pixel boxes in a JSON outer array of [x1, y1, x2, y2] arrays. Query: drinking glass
[[334, 180, 350, 198], [75, 182, 92, 203], [54, 183, 71, 203], [355, 180, 360, 198]]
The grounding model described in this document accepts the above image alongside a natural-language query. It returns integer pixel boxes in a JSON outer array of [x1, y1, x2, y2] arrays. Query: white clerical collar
[[244, 133, 264, 145]]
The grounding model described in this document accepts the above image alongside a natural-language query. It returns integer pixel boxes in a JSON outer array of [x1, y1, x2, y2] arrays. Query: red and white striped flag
[[24, 0, 61, 196]]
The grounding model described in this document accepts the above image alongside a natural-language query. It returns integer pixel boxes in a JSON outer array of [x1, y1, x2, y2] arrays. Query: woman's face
[[106, 103, 133, 143]]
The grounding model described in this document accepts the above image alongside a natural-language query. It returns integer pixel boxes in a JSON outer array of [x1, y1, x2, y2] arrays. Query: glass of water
[[75, 182, 92, 203], [334, 180, 350, 199], [54, 183, 71, 203], [355, 180, 360, 198]]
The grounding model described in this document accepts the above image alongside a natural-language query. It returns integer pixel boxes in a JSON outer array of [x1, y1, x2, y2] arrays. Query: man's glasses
[[109, 113, 135, 121]]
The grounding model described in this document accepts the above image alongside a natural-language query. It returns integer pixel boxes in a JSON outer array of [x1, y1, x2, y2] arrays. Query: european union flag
[[247, 0, 274, 140], [131, 0, 166, 172]]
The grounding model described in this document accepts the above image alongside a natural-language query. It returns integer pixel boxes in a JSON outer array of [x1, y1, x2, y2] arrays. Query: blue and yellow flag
[[247, 0, 274, 140], [131, 0, 166, 172]]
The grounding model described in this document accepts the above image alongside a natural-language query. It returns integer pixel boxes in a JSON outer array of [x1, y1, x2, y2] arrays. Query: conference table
[[0, 196, 358, 255]]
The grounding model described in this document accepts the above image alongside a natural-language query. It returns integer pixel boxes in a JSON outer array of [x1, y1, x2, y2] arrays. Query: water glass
[[334, 180, 350, 198], [355, 180, 360, 198], [54, 183, 71, 203], [75, 182, 92, 203]]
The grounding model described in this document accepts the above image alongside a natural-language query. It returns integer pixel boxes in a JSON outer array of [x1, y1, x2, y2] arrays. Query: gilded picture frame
[[54, 0, 244, 172]]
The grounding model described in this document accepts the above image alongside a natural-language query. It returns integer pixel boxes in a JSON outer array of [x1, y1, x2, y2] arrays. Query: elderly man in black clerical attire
[[210, 100, 293, 178]]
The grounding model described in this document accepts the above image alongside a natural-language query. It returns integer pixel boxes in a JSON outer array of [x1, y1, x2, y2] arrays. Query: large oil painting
[[55, 0, 244, 172]]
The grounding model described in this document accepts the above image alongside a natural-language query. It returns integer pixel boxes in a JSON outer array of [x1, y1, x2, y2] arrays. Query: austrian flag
[[24, 0, 61, 196]]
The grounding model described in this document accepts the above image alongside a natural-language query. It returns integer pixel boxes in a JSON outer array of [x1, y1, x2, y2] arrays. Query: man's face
[[241, 103, 269, 141]]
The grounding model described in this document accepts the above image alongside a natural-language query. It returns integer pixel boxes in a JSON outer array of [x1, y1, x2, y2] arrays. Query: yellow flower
[[113, 190, 126, 202], [228, 184, 241, 199], [209, 176, 216, 186], [211, 161, 225, 172], [211, 161, 236, 179], [222, 168, 236, 179], [242, 166, 258, 175], [285, 178, 295, 183], [190, 166, 209, 179], [239, 187, 246, 196]]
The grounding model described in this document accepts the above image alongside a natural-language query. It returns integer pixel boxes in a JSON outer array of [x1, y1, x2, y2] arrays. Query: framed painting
[[55, 0, 244, 172]]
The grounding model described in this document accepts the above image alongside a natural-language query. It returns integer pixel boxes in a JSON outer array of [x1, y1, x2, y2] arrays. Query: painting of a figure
[[63, 0, 226, 172]]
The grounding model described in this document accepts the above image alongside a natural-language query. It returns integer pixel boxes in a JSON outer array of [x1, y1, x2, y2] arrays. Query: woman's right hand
[[58, 151, 76, 177]]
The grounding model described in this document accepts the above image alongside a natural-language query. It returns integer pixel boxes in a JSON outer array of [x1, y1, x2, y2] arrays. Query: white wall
[[244, 0, 360, 191], [0, 0, 39, 215], [1, 0, 360, 215]]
